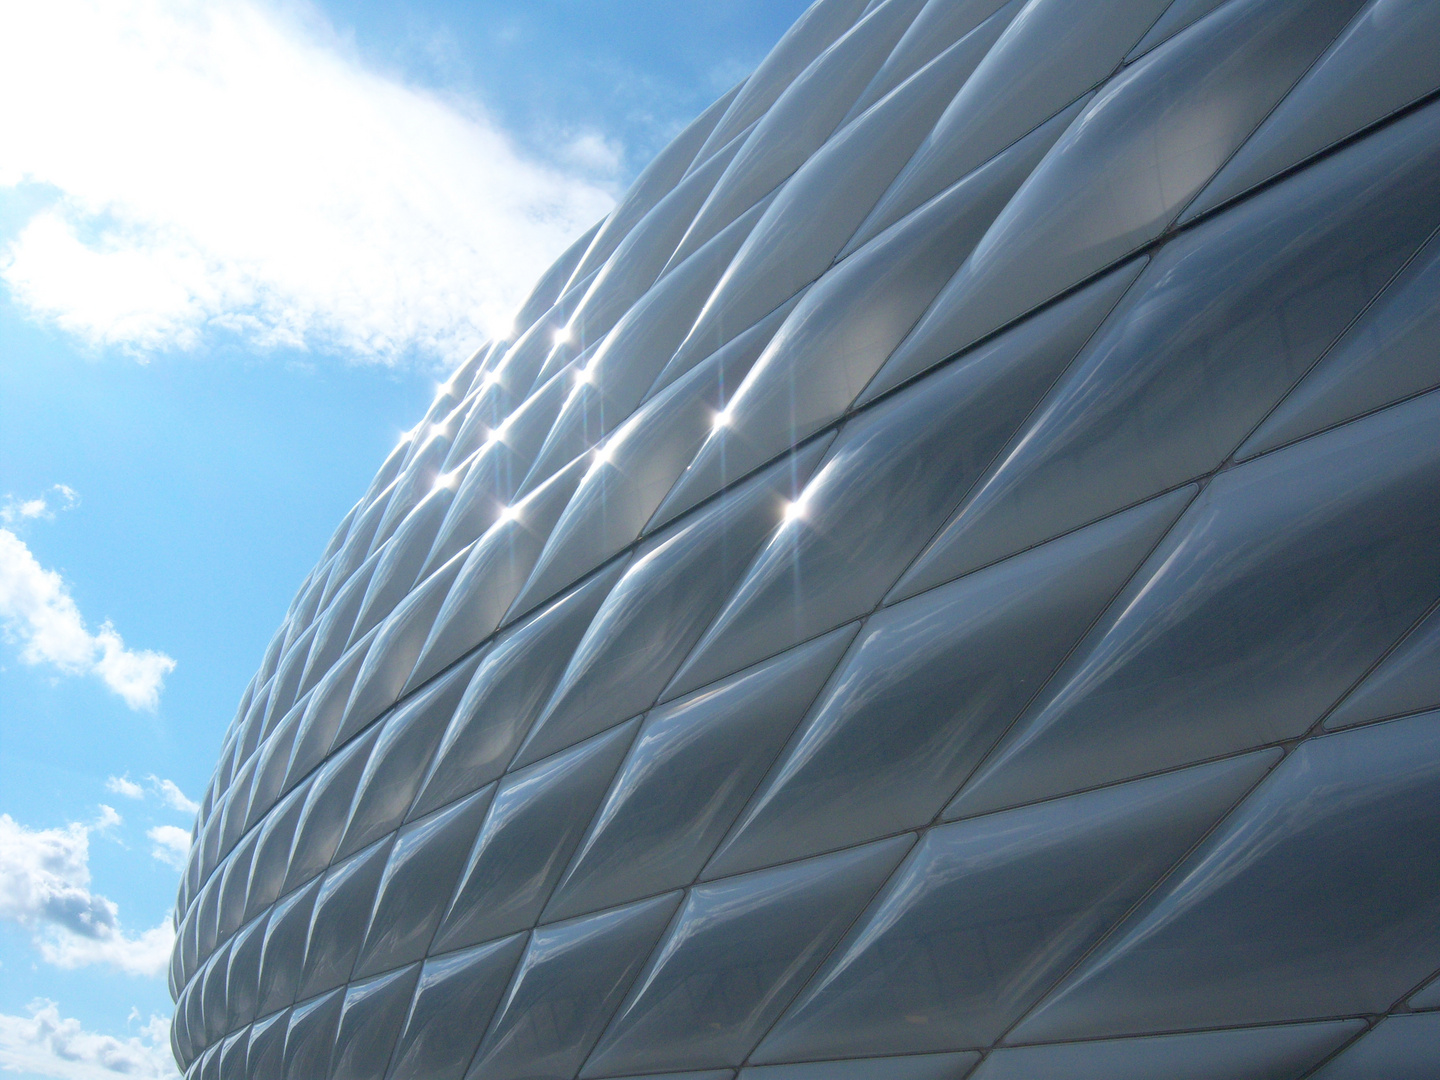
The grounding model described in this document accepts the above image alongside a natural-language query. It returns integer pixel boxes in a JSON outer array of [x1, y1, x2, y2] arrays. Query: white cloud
[[0, 814, 173, 978], [0, 485, 78, 525], [0, 0, 617, 363], [105, 776, 145, 801], [0, 528, 175, 710], [145, 827, 191, 872], [0, 1001, 178, 1080], [145, 777, 199, 817]]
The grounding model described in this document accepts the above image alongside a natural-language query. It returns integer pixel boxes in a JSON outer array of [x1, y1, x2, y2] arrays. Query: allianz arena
[[170, 0, 1440, 1077]]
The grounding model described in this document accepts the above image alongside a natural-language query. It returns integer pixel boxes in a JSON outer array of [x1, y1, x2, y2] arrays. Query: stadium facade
[[171, 0, 1440, 1077]]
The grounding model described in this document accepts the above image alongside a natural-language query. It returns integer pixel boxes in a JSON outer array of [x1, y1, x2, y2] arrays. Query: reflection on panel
[[173, 1, 1440, 1077]]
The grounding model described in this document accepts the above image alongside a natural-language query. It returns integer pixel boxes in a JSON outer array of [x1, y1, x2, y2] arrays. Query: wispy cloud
[[0, 1001, 178, 1080], [0, 0, 615, 364], [145, 827, 191, 872], [104, 774, 198, 817], [0, 813, 173, 977], [146, 777, 199, 817], [1, 485, 79, 525], [104, 776, 145, 801], [0, 529, 175, 709]]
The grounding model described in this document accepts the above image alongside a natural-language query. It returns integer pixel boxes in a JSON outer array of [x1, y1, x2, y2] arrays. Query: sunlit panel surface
[[171, 0, 1440, 1077]]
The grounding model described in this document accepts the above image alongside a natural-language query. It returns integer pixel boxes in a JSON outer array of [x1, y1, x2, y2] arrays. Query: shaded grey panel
[[516, 443, 829, 764], [329, 964, 420, 1080], [283, 729, 380, 894], [676, 263, 1145, 692], [411, 563, 627, 820], [1240, 232, 1440, 460], [432, 722, 637, 953], [671, 3, 1015, 376], [544, 626, 858, 923], [353, 786, 494, 979], [888, 0, 1370, 373], [1327, 602, 1440, 729], [582, 837, 914, 1076], [245, 1009, 288, 1080], [948, 390, 1440, 818], [672, 0, 904, 262], [297, 837, 393, 1001], [902, 98, 1440, 586], [975, 1021, 1364, 1080], [657, 105, 1075, 531], [705, 489, 1191, 881], [468, 893, 683, 1080], [1015, 712, 1440, 1040], [334, 654, 481, 861], [281, 988, 343, 1080], [754, 753, 1273, 1062], [406, 453, 589, 688], [255, 877, 322, 1017], [387, 934, 526, 1080], [741, 1053, 978, 1080], [1186, 0, 1440, 218], [1309, 1014, 1440, 1080], [852, 0, 1172, 249]]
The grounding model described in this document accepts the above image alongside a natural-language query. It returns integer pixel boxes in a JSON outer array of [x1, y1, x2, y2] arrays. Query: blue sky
[[0, 1, 809, 1075]]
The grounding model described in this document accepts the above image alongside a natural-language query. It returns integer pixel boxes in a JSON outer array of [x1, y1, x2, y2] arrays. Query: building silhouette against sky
[[170, 0, 1440, 1077]]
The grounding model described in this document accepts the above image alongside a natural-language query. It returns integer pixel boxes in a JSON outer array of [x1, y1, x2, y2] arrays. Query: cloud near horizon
[[0, 0, 618, 365], [0, 813, 173, 978], [0, 1001, 178, 1080], [0, 528, 175, 710]]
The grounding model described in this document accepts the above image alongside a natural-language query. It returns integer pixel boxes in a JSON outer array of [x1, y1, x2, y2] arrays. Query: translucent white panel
[[410, 563, 628, 821], [404, 454, 589, 690], [297, 837, 393, 1002], [328, 963, 420, 1080], [671, 14, 1014, 379], [282, 631, 375, 797], [754, 753, 1274, 1062], [565, 82, 742, 291], [666, 0, 928, 272], [333, 655, 482, 862], [851, 0, 1173, 251], [244, 781, 308, 922], [544, 627, 858, 923], [337, 548, 471, 740], [1014, 713, 1440, 1041], [691, 0, 871, 164], [947, 391, 1440, 819], [1240, 233, 1440, 460], [387, 934, 526, 1080], [975, 1021, 1364, 1080], [558, 130, 750, 361], [655, 112, 1070, 532], [581, 836, 914, 1077], [353, 787, 493, 979], [283, 729, 380, 894], [256, 878, 322, 1016], [432, 722, 637, 953], [513, 218, 605, 340], [676, 270, 1151, 698], [424, 442, 526, 579], [885, 0, 1369, 369], [899, 99, 1440, 586], [844, 0, 1015, 120], [522, 305, 794, 603], [1186, 0, 1440, 219], [517, 443, 830, 765], [519, 196, 775, 497], [469, 893, 683, 1080]]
